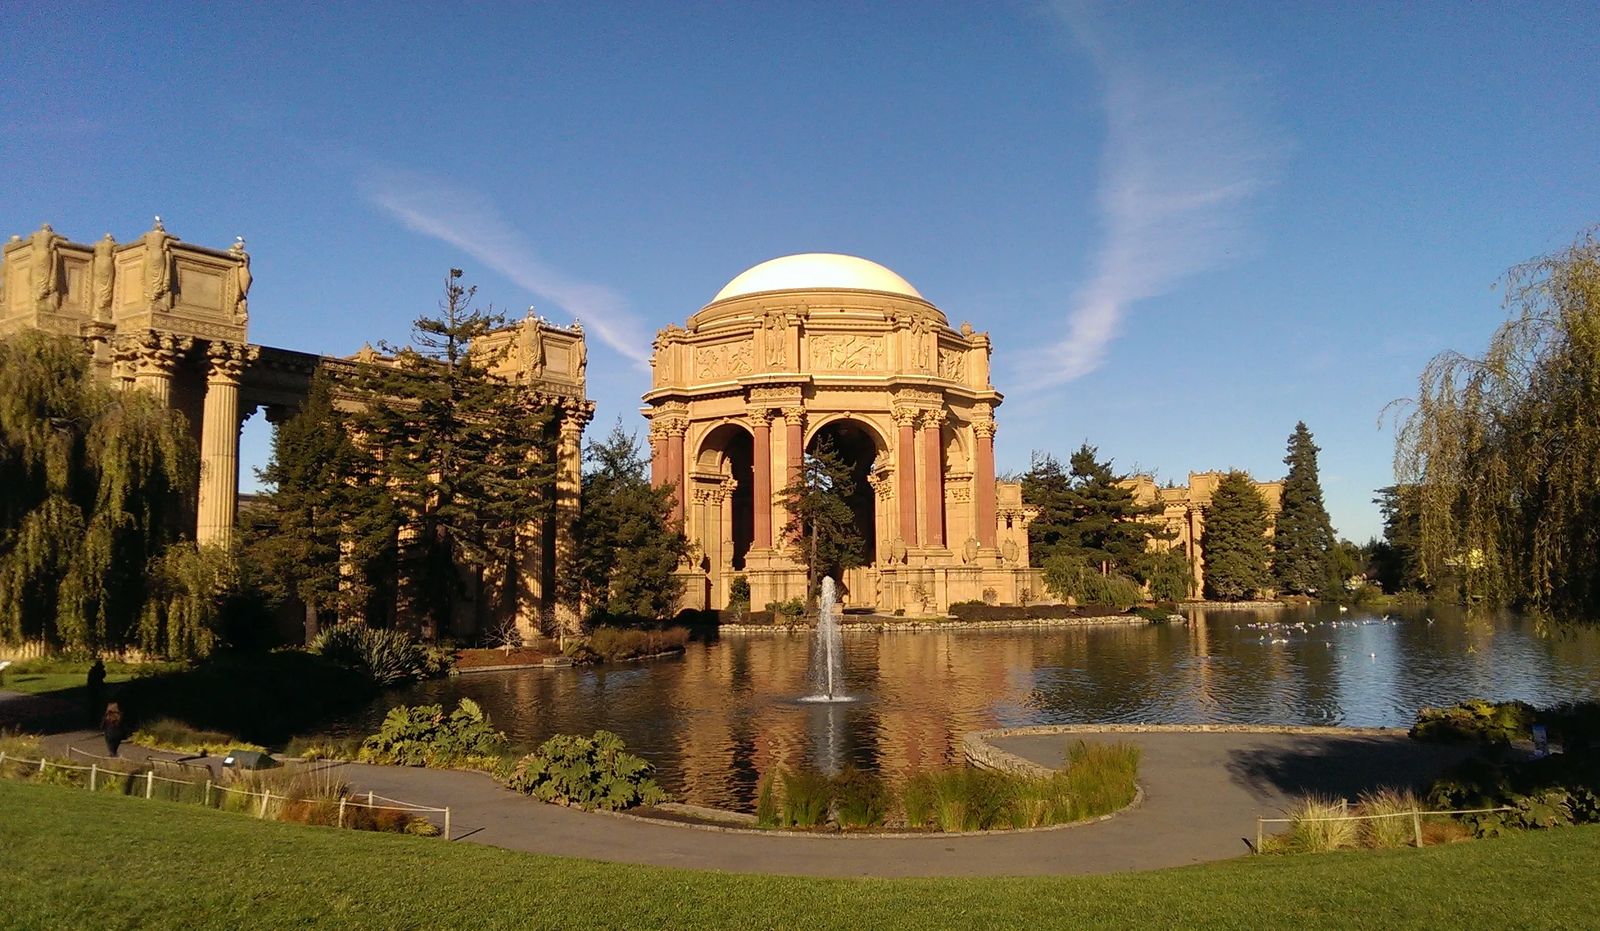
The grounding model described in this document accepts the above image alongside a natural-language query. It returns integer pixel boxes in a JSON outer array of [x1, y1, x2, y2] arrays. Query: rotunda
[[643, 254, 1038, 613]]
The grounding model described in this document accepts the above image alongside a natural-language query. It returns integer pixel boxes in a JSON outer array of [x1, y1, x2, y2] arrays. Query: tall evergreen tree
[[0, 332, 204, 655], [344, 273, 556, 639], [777, 438, 863, 602], [1021, 452, 1073, 566], [1022, 445, 1166, 576], [1202, 471, 1272, 601], [1272, 422, 1339, 595], [1372, 485, 1426, 594], [571, 422, 686, 625]]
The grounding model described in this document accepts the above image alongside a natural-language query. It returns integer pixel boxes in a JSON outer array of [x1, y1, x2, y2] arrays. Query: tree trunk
[[303, 603, 320, 645]]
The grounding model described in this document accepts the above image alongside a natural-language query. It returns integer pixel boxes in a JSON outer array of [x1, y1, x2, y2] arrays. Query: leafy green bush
[[765, 598, 806, 620], [584, 626, 690, 662], [780, 768, 832, 827], [1411, 699, 1537, 745], [833, 767, 890, 828], [1042, 555, 1146, 607], [728, 575, 751, 614], [358, 699, 506, 769], [1428, 751, 1600, 837], [503, 730, 665, 811], [311, 623, 431, 686]]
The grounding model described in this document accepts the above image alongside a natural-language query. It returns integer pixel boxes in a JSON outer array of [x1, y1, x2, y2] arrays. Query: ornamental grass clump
[[1357, 788, 1422, 849], [754, 772, 779, 828], [781, 767, 833, 828], [504, 730, 665, 811], [833, 766, 890, 828], [131, 718, 264, 756], [312, 622, 430, 686], [358, 699, 507, 769], [1281, 795, 1359, 852], [1061, 739, 1141, 820], [901, 771, 936, 828]]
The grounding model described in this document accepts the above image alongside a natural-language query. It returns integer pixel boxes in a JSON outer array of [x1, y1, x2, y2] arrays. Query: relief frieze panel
[[694, 338, 753, 379], [938, 346, 965, 381], [810, 333, 886, 371]]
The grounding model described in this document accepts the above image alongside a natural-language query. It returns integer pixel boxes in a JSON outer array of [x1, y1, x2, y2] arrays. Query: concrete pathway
[[26, 725, 1473, 878]]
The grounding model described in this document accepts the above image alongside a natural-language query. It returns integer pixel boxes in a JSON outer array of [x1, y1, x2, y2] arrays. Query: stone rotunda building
[[644, 254, 1040, 614]]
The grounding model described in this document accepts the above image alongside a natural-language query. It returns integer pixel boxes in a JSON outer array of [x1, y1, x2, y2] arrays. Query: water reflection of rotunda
[[644, 253, 1040, 613]]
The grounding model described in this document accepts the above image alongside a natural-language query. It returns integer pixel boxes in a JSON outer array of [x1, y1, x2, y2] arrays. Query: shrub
[[755, 772, 779, 828], [585, 626, 690, 662], [1428, 750, 1600, 837], [1042, 555, 1146, 607], [901, 771, 935, 828], [781, 768, 832, 827], [282, 735, 364, 762], [358, 699, 507, 769], [1356, 788, 1422, 849], [312, 623, 431, 686], [1280, 795, 1359, 852], [504, 730, 665, 811], [765, 598, 806, 620], [833, 767, 890, 828], [1411, 699, 1536, 745], [728, 575, 751, 616]]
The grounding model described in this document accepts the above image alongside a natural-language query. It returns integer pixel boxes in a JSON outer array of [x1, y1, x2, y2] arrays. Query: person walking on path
[[101, 701, 125, 757], [86, 659, 106, 726]]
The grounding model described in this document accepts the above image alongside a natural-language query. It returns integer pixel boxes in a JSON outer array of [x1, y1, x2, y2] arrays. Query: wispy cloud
[[1020, 3, 1281, 390], [361, 168, 651, 366]]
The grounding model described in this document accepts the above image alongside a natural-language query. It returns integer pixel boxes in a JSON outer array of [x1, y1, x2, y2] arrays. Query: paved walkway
[[25, 724, 1473, 878]]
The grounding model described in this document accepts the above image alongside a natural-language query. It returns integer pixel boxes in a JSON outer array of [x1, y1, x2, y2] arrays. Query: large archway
[[696, 423, 755, 573], [806, 418, 880, 572]]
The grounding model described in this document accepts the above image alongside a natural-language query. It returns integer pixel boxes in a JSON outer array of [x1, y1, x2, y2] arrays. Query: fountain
[[803, 576, 850, 702]]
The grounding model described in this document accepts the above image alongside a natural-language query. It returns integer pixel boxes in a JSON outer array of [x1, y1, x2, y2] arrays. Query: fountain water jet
[[802, 577, 852, 702]]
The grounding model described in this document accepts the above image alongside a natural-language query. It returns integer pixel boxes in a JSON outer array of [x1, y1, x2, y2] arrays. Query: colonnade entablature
[[642, 253, 1040, 614]]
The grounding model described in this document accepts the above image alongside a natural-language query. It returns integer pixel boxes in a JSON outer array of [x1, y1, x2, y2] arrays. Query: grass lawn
[[0, 658, 183, 695], [3, 780, 1596, 930]]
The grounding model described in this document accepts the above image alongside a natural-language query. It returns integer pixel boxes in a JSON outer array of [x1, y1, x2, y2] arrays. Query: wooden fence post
[[90, 764, 98, 792], [258, 791, 270, 818], [204, 780, 212, 807], [338, 797, 347, 829], [145, 771, 154, 799], [1412, 810, 1424, 848], [1255, 819, 1263, 854], [444, 807, 451, 842]]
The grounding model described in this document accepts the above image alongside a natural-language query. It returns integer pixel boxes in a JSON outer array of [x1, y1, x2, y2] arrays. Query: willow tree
[[0, 332, 199, 654], [1396, 228, 1600, 616]]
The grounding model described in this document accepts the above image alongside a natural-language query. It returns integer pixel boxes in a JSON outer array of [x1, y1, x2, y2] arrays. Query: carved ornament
[[810, 333, 885, 371], [695, 339, 753, 379]]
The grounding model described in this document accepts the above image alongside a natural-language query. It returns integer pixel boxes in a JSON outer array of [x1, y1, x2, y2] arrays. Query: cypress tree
[[571, 422, 686, 624], [1272, 422, 1339, 595], [1202, 471, 1271, 601]]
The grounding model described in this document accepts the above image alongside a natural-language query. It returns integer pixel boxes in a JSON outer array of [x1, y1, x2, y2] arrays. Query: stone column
[[920, 411, 944, 548], [782, 406, 806, 487], [750, 408, 773, 549], [696, 487, 721, 604], [665, 417, 687, 524], [117, 331, 192, 404], [196, 341, 258, 546], [974, 418, 997, 549], [555, 407, 588, 629], [648, 420, 666, 490], [893, 407, 919, 549]]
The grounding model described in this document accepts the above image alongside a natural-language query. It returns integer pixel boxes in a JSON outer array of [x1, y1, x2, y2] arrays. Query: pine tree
[[777, 438, 864, 602], [1020, 452, 1073, 566], [1022, 445, 1167, 576], [571, 422, 686, 624], [1202, 471, 1272, 601], [344, 273, 557, 640], [0, 332, 203, 655], [1272, 422, 1339, 596]]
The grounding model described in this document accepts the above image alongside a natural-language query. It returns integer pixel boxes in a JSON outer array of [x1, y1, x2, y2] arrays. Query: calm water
[[323, 604, 1600, 809]]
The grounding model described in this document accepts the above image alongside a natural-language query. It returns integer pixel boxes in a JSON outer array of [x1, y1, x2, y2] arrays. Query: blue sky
[[4, 1, 1595, 541]]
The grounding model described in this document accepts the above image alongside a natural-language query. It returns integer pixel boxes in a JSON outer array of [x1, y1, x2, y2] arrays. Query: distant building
[[1123, 472, 1283, 598]]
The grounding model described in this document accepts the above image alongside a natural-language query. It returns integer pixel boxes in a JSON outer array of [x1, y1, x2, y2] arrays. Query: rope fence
[[1254, 805, 1515, 853], [0, 750, 451, 840]]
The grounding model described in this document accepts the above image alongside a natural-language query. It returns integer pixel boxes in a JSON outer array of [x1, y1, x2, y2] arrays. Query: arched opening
[[695, 423, 754, 571], [806, 418, 879, 569]]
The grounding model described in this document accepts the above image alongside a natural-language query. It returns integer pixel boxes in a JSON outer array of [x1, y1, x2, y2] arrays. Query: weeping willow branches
[[1395, 228, 1600, 617], [0, 332, 206, 654]]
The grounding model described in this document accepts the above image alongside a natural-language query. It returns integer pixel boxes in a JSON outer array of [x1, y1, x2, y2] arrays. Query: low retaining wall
[[719, 615, 1153, 634], [963, 722, 1408, 773]]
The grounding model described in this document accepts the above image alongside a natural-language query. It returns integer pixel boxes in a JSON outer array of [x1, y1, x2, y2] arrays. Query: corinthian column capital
[[205, 340, 259, 384]]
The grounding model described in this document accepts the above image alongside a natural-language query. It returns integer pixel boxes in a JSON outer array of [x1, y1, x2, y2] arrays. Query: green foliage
[[765, 597, 806, 619], [780, 768, 833, 827], [130, 718, 265, 755], [1427, 752, 1600, 837], [727, 574, 751, 613], [1041, 555, 1146, 606], [1395, 228, 1600, 617], [311, 622, 431, 686], [358, 699, 507, 769], [1372, 486, 1427, 594], [572, 422, 687, 626], [1201, 471, 1273, 601], [1357, 788, 1423, 849], [138, 543, 243, 659], [1411, 699, 1537, 745], [777, 438, 864, 602], [1061, 739, 1141, 819], [900, 771, 936, 828], [832, 767, 891, 828], [503, 730, 665, 810], [583, 625, 690, 661], [1021, 446, 1168, 575], [1278, 795, 1360, 852], [0, 332, 198, 656], [754, 772, 779, 827], [1272, 423, 1339, 596], [343, 275, 558, 639], [1145, 549, 1193, 601]]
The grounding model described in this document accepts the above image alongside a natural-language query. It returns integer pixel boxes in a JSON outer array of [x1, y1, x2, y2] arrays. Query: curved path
[[32, 725, 1473, 878]]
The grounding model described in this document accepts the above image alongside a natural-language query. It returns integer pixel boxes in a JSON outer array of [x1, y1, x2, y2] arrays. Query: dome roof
[[711, 253, 923, 303]]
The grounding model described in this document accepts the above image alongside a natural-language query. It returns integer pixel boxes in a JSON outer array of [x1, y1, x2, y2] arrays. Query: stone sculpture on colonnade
[[643, 252, 1040, 614]]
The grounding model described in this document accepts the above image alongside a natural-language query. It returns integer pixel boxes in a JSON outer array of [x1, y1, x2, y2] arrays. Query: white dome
[[711, 253, 923, 303]]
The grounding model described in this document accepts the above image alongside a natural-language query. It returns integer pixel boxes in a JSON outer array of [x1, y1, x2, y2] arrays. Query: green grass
[[0, 658, 182, 695], [4, 780, 1598, 930]]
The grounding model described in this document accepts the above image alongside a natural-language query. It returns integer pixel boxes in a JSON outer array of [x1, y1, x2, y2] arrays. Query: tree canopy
[[1395, 228, 1600, 617], [1023, 444, 1167, 577], [1271, 422, 1338, 596], [777, 438, 863, 602], [571, 422, 686, 625], [1202, 471, 1272, 601], [0, 332, 210, 656]]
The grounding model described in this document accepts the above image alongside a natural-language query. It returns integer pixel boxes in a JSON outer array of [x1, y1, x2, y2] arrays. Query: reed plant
[[754, 772, 779, 828], [1282, 795, 1359, 852], [131, 718, 265, 755], [900, 771, 936, 828], [780, 768, 832, 828], [833, 767, 890, 828], [1061, 739, 1141, 820]]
